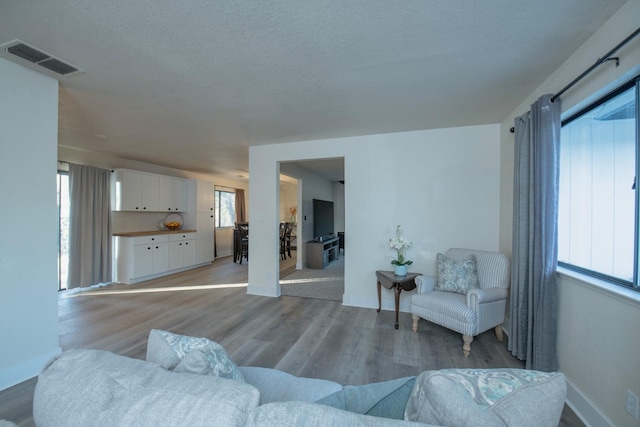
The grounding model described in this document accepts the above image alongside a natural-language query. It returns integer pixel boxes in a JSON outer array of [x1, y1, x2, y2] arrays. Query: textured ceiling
[[0, 0, 629, 180]]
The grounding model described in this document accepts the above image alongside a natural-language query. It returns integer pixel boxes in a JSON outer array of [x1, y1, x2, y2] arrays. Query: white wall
[[0, 58, 61, 390], [499, 2, 640, 426], [248, 124, 501, 312], [279, 180, 298, 223]]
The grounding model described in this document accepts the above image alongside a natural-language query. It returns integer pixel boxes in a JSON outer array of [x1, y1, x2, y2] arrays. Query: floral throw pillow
[[146, 329, 244, 381], [435, 253, 480, 294]]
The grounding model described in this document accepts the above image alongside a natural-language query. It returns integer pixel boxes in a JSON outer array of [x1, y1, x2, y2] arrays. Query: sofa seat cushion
[[33, 349, 260, 427], [404, 368, 566, 427], [316, 376, 416, 420], [146, 329, 244, 381], [247, 401, 438, 427], [239, 366, 343, 404]]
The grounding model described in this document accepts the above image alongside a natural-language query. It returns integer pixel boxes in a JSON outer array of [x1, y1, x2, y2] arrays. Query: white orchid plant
[[389, 225, 413, 266]]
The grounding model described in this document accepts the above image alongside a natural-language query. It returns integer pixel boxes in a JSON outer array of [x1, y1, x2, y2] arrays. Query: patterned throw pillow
[[146, 329, 244, 381], [435, 253, 480, 294], [434, 368, 558, 408]]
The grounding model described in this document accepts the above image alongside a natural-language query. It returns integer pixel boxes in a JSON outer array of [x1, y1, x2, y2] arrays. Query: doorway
[[278, 158, 345, 301]]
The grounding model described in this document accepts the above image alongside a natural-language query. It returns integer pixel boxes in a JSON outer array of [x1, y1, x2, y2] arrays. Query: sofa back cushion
[[239, 366, 343, 404], [33, 349, 260, 427]]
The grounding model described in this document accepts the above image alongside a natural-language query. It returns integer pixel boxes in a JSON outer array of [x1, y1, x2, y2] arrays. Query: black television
[[312, 199, 334, 240]]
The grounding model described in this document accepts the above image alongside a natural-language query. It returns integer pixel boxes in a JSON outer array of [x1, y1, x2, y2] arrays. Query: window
[[57, 172, 70, 290], [558, 78, 639, 290], [214, 189, 236, 228]]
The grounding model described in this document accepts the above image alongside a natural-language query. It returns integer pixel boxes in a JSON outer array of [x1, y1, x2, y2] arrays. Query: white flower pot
[[394, 264, 407, 276]]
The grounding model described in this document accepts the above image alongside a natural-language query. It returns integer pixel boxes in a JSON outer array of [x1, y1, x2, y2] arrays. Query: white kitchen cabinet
[[114, 234, 169, 283], [112, 169, 188, 212], [158, 176, 188, 212], [196, 180, 215, 213], [196, 211, 215, 264], [133, 235, 168, 277], [113, 232, 197, 284], [169, 233, 197, 270], [112, 169, 158, 212]]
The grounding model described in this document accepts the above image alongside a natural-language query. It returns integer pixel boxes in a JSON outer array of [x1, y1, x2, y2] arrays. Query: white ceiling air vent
[[0, 39, 83, 77]]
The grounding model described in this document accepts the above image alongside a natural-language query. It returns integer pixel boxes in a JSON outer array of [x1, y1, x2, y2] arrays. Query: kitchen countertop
[[112, 229, 197, 237]]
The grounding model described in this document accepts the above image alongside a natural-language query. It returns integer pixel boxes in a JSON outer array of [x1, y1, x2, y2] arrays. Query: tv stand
[[306, 237, 340, 269]]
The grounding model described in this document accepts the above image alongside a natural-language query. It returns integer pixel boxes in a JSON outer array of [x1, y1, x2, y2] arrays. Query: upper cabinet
[[196, 180, 214, 213], [158, 176, 188, 212], [112, 169, 189, 212]]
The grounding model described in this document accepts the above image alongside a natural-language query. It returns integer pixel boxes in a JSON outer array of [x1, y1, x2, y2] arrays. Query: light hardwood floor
[[0, 255, 582, 426]]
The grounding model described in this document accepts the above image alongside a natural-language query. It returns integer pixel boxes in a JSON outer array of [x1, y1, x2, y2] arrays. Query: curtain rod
[[215, 185, 238, 191], [510, 26, 640, 133]]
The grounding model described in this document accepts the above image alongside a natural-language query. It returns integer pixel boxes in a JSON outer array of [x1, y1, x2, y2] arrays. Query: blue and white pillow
[[435, 253, 480, 294], [146, 329, 244, 381]]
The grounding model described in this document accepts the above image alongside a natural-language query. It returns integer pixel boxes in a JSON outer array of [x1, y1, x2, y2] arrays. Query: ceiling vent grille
[[0, 40, 83, 77]]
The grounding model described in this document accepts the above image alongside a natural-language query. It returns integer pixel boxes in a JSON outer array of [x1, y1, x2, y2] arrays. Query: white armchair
[[411, 248, 510, 357]]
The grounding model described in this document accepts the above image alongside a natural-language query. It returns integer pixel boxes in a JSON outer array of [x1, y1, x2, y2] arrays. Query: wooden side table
[[376, 270, 420, 329]]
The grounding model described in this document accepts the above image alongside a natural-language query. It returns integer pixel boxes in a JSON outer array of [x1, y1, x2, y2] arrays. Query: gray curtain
[[509, 94, 561, 372], [68, 164, 112, 288], [235, 189, 246, 222]]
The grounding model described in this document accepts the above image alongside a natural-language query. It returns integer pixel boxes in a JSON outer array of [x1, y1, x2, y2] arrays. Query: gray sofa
[[31, 330, 567, 427]]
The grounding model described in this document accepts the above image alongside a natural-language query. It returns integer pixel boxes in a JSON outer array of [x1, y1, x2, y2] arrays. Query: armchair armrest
[[415, 275, 436, 293], [466, 287, 508, 308]]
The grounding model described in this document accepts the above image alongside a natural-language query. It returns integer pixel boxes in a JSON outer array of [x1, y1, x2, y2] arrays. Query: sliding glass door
[[57, 172, 70, 290]]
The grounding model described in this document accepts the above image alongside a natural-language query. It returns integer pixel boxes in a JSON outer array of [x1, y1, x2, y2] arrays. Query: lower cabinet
[[114, 232, 198, 284], [169, 233, 197, 271]]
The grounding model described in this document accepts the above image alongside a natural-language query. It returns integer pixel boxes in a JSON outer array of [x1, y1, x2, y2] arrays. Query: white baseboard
[[247, 283, 280, 298], [565, 379, 613, 427], [0, 347, 61, 391]]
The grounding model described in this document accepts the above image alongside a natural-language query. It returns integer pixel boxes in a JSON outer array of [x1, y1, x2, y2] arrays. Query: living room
[[2, 2, 640, 426]]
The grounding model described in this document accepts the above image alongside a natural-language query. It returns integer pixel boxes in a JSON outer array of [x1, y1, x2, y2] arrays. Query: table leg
[[376, 280, 382, 313], [394, 286, 401, 329]]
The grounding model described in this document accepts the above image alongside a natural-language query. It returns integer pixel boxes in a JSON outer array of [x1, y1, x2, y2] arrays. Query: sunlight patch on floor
[[279, 276, 341, 285], [64, 282, 248, 297]]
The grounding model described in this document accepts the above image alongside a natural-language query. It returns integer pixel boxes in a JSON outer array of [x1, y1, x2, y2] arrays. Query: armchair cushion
[[434, 253, 480, 295]]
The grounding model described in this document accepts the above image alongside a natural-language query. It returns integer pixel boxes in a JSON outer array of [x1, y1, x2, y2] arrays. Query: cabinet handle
[[156, 246, 159, 249], [151, 237, 155, 241], [185, 242, 189, 245], [143, 207, 147, 210], [147, 246, 151, 250], [136, 207, 139, 210], [179, 243, 182, 246]]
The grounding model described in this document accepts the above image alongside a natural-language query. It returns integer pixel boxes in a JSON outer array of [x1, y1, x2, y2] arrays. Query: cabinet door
[[196, 212, 215, 264], [152, 243, 169, 274], [169, 241, 183, 270], [133, 244, 153, 278], [158, 176, 174, 211], [141, 173, 159, 211], [183, 239, 197, 267], [196, 180, 215, 213], [173, 179, 188, 212], [120, 170, 143, 211], [158, 177, 188, 212]]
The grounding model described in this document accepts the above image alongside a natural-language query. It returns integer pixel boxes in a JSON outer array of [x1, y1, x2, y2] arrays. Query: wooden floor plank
[[0, 255, 584, 427]]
